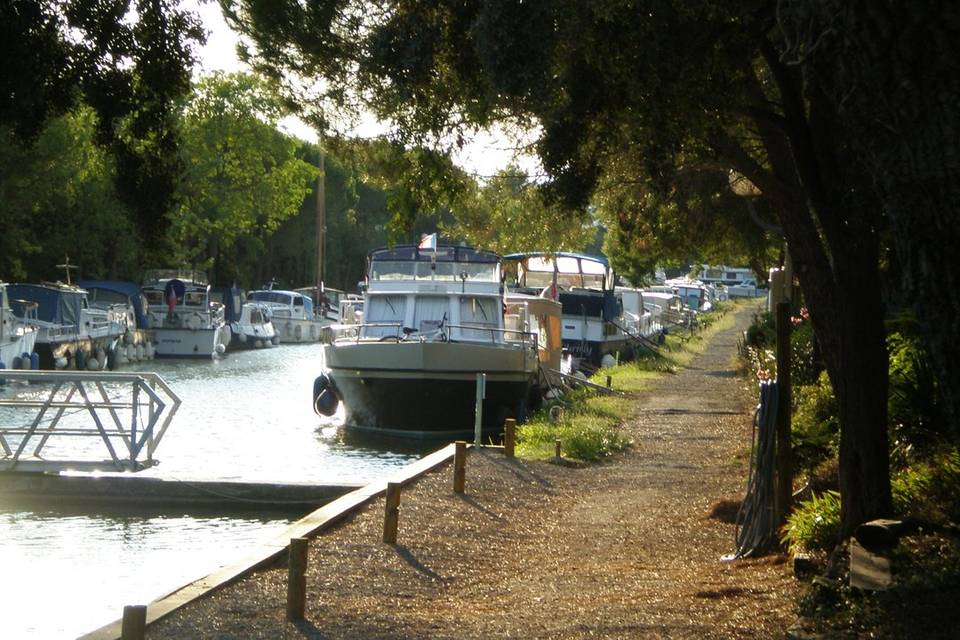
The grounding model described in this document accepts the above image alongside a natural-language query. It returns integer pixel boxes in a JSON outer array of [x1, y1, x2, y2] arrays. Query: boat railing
[[342, 321, 537, 350], [0, 370, 181, 473]]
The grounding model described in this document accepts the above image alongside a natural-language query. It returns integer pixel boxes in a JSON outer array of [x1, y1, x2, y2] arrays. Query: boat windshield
[[368, 245, 500, 282]]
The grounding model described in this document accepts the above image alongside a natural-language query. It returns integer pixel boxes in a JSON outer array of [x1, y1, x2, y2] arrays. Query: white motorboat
[[246, 288, 329, 343], [230, 301, 279, 349], [503, 252, 636, 367], [0, 282, 39, 369], [314, 244, 543, 439], [141, 270, 229, 358], [6, 281, 123, 370]]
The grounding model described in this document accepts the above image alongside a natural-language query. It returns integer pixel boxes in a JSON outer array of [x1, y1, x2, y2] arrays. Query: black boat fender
[[312, 373, 340, 417]]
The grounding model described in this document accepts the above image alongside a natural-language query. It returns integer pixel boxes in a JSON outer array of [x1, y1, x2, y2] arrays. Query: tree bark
[[717, 54, 892, 537]]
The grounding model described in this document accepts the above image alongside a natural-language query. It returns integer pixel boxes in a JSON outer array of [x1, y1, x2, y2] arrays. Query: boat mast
[[57, 254, 78, 285], [315, 140, 326, 308]]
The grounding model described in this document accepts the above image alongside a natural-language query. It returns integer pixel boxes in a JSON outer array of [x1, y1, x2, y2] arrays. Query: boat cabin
[[359, 245, 511, 344]]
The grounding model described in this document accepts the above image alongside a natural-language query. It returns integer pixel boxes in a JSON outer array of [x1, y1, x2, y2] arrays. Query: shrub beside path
[[147, 304, 799, 639]]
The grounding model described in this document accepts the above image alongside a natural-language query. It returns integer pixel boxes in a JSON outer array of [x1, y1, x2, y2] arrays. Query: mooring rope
[[730, 379, 779, 558]]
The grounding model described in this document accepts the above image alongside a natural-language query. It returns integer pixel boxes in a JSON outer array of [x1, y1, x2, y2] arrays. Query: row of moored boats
[[0, 270, 348, 372]]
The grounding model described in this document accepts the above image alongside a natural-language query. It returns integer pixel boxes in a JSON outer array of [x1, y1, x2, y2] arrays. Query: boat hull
[[152, 327, 225, 359], [323, 340, 537, 439], [275, 317, 329, 343], [0, 330, 38, 369]]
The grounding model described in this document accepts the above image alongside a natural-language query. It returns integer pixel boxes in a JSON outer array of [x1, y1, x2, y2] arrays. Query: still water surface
[[0, 344, 428, 639]]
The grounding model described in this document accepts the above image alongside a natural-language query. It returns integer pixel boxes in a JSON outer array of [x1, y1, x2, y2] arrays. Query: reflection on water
[[0, 344, 429, 638]]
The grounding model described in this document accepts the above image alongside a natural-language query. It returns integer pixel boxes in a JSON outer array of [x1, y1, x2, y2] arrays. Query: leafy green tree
[[447, 166, 595, 255], [2, 0, 203, 253], [0, 109, 139, 280], [171, 72, 318, 284]]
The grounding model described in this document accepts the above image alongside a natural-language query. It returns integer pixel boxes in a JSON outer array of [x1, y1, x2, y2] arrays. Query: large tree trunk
[[790, 1, 960, 438], [717, 52, 893, 538]]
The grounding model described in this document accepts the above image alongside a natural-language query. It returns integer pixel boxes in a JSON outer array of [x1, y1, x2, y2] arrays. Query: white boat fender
[[215, 342, 227, 355], [271, 334, 280, 346], [126, 344, 137, 360], [135, 343, 145, 360], [145, 341, 155, 358], [255, 339, 264, 349], [54, 356, 68, 369], [309, 324, 318, 341], [96, 348, 107, 368], [87, 357, 100, 370], [294, 324, 303, 341], [124, 331, 135, 345], [313, 374, 339, 417]]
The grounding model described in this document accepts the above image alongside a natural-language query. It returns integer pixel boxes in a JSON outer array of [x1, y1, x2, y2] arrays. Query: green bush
[[887, 331, 947, 459], [791, 371, 840, 476], [782, 489, 841, 553], [891, 448, 960, 524], [745, 311, 775, 348], [791, 319, 820, 387]]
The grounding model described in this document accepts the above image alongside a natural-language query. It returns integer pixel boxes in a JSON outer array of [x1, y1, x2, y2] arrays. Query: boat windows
[[184, 292, 205, 307], [362, 295, 406, 337], [413, 296, 448, 334], [459, 296, 498, 342]]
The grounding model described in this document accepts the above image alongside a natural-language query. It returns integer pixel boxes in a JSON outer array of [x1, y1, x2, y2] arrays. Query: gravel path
[[146, 304, 799, 639]]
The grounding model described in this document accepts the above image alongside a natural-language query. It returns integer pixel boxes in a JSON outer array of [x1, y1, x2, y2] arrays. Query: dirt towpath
[[147, 304, 799, 639]]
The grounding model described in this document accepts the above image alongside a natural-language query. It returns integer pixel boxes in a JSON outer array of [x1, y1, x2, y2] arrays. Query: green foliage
[[891, 449, 960, 524], [791, 372, 840, 476], [171, 72, 318, 283], [444, 166, 595, 255], [791, 317, 820, 387], [745, 312, 775, 349], [0, 109, 141, 280], [887, 331, 947, 457], [781, 490, 841, 554]]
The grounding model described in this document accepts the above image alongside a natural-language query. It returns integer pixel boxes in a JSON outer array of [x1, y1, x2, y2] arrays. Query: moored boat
[[503, 252, 635, 367], [141, 270, 229, 358], [78, 279, 156, 365], [230, 301, 278, 349], [0, 282, 39, 370], [314, 244, 543, 439], [6, 282, 123, 369], [246, 288, 329, 343]]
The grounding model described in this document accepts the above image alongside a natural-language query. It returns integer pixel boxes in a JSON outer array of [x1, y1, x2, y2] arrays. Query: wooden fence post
[[775, 301, 793, 528], [504, 419, 516, 458], [605, 375, 612, 388], [383, 482, 401, 543], [286, 537, 309, 621], [453, 441, 466, 493], [555, 439, 562, 461], [121, 605, 146, 640]]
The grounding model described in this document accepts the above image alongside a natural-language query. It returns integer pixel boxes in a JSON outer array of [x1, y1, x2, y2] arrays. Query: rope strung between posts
[[730, 379, 779, 558]]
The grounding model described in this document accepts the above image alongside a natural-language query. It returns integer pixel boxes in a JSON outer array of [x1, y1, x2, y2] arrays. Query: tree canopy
[[218, 0, 960, 535]]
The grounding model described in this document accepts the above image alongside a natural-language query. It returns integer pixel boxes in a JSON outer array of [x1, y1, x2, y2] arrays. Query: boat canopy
[[367, 245, 500, 282], [502, 252, 614, 291], [248, 289, 313, 314], [142, 269, 208, 285], [78, 280, 149, 329], [7, 283, 86, 327]]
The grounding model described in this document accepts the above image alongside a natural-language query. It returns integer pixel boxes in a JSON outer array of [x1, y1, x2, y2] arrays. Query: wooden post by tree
[[383, 482, 401, 543], [555, 439, 562, 461], [504, 419, 516, 458], [453, 441, 466, 493], [121, 605, 146, 640], [775, 302, 793, 527], [286, 537, 309, 621]]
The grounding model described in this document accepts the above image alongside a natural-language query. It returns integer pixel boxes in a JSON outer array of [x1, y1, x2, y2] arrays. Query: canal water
[[0, 344, 428, 639]]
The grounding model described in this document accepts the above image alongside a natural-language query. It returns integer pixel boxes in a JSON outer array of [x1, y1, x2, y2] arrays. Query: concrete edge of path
[[78, 443, 460, 640]]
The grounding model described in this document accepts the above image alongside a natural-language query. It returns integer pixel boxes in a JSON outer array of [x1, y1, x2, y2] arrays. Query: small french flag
[[418, 233, 438, 251]]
